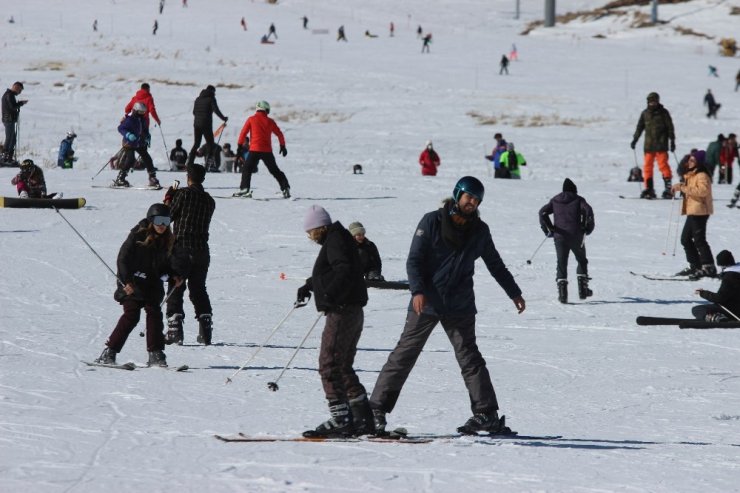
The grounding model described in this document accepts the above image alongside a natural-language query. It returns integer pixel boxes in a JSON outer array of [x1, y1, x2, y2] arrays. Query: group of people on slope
[[485, 133, 527, 179]]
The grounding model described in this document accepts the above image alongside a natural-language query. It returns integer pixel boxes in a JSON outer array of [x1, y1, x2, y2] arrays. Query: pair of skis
[[215, 431, 562, 445], [81, 361, 189, 371]]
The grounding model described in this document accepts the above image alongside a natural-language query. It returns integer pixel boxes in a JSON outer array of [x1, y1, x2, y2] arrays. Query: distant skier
[[497, 142, 526, 179], [631, 92, 675, 199], [240, 17, 247, 31], [187, 85, 228, 167], [484, 132, 508, 172], [389, 22, 394, 37], [421, 33, 432, 53], [2, 81, 27, 164], [337, 25, 347, 42], [57, 132, 77, 169], [419, 140, 440, 175], [708, 65, 718, 77], [499, 55, 509, 75], [233, 100, 291, 198], [718, 133, 738, 185], [348, 221, 383, 280], [416, 25, 422, 38], [703, 89, 720, 119], [159, 0, 165, 15], [691, 250, 740, 322], [509, 43, 518, 61], [93, 19, 98, 32], [267, 22, 277, 40], [539, 178, 595, 303], [365, 30, 379, 39], [152, 20, 158, 36], [11, 159, 47, 198], [302, 16, 308, 29], [94, 203, 181, 368]]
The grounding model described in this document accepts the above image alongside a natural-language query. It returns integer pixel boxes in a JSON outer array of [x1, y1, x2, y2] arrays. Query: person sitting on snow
[[692, 250, 740, 323], [57, 132, 77, 169], [11, 159, 47, 198]]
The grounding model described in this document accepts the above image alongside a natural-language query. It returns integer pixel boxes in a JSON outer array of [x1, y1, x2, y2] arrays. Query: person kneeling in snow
[[95, 203, 182, 367], [11, 159, 47, 198], [692, 250, 740, 323]]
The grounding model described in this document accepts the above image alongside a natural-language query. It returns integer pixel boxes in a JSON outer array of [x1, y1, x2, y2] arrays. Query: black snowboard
[[0, 196, 86, 209]]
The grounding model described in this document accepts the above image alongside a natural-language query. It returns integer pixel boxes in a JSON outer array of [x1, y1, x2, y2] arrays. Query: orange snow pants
[[643, 152, 672, 184]]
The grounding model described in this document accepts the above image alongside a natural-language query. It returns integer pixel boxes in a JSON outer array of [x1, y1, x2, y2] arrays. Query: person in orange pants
[[631, 92, 676, 199]]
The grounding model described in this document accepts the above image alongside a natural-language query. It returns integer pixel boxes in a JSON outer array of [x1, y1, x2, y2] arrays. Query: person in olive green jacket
[[705, 134, 724, 182], [631, 92, 675, 199]]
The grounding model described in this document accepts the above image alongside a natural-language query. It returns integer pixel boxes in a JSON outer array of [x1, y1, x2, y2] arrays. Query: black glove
[[223, 116, 229, 123], [279, 145, 287, 157], [630, 140, 637, 150], [670, 140, 676, 152], [296, 283, 312, 303]]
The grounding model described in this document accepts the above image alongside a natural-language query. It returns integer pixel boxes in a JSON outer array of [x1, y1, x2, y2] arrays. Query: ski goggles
[[152, 215, 171, 227]]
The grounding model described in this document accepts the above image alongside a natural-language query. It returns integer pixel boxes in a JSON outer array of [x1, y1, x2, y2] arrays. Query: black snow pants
[[681, 215, 713, 268], [318, 305, 367, 401], [166, 247, 213, 319], [238, 151, 289, 191], [554, 236, 588, 280]]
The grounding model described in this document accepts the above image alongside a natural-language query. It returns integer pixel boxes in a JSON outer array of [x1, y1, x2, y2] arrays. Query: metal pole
[[515, 0, 520, 20], [651, 0, 658, 24], [267, 312, 324, 391], [544, 0, 556, 27]]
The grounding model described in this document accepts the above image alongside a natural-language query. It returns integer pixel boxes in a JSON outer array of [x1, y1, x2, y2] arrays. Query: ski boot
[[303, 400, 353, 438], [557, 279, 568, 304], [197, 314, 212, 345], [148, 172, 161, 188], [147, 350, 168, 367], [372, 408, 387, 435], [689, 264, 717, 280], [577, 274, 593, 300], [95, 347, 116, 364], [113, 170, 130, 188], [661, 177, 674, 199], [282, 187, 291, 199], [348, 394, 375, 436], [165, 314, 184, 345], [640, 178, 656, 199], [675, 265, 699, 277], [457, 411, 512, 435], [232, 188, 252, 198], [728, 189, 740, 208]]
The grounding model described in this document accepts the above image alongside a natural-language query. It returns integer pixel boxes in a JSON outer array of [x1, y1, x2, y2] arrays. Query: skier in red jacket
[[419, 141, 440, 176], [233, 100, 291, 198], [124, 83, 161, 126]]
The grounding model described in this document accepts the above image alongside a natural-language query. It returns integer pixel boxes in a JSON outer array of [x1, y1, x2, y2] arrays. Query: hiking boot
[[165, 314, 184, 345], [197, 314, 212, 345], [303, 400, 353, 438], [232, 188, 252, 198], [457, 411, 511, 435], [148, 173, 161, 188], [147, 350, 167, 367], [113, 171, 130, 188], [557, 279, 568, 304], [675, 265, 699, 277], [348, 394, 375, 436], [577, 275, 593, 300], [372, 408, 387, 435], [95, 347, 116, 364], [282, 187, 291, 199]]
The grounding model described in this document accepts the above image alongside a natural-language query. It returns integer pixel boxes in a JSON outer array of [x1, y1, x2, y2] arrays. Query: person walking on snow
[[419, 140, 440, 176], [691, 250, 740, 323], [233, 100, 291, 198], [94, 203, 182, 368], [162, 163, 216, 346], [703, 89, 720, 119], [670, 154, 716, 279], [114, 102, 160, 188], [421, 33, 432, 53], [187, 85, 228, 167], [297, 205, 374, 438], [369, 176, 525, 436], [337, 25, 347, 41], [538, 178, 595, 304], [631, 92, 675, 199], [499, 55, 509, 75], [125, 83, 161, 127]]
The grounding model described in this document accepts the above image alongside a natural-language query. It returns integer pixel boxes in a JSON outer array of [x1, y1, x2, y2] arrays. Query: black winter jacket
[[115, 219, 176, 304], [539, 192, 595, 242], [699, 265, 740, 316], [2, 88, 24, 123], [170, 183, 215, 251], [356, 239, 382, 277], [192, 87, 226, 127], [407, 200, 521, 316], [307, 222, 368, 313]]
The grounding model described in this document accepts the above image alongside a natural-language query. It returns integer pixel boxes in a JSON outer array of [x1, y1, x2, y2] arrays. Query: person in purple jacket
[[539, 178, 595, 303], [114, 102, 160, 188]]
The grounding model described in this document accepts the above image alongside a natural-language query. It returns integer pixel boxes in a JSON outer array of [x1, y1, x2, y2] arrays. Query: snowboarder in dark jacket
[[297, 205, 373, 438], [348, 221, 383, 279], [187, 85, 228, 167], [369, 176, 525, 436], [95, 203, 181, 367], [115, 103, 160, 188], [539, 178, 595, 303], [692, 250, 740, 322]]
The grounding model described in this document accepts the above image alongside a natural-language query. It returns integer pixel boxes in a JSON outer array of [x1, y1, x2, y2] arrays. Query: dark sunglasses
[[152, 215, 171, 227]]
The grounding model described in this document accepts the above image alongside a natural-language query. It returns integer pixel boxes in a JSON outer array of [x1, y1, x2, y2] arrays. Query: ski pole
[[158, 125, 171, 170], [526, 235, 549, 265], [662, 194, 678, 255], [53, 206, 123, 286], [225, 300, 308, 385], [267, 311, 324, 391], [718, 303, 740, 322], [92, 147, 123, 180]]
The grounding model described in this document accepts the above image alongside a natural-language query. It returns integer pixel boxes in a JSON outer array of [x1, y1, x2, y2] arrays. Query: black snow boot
[[557, 279, 568, 304], [728, 189, 740, 208], [349, 394, 375, 436], [147, 350, 167, 367], [675, 265, 699, 277], [372, 408, 387, 435], [303, 400, 354, 438], [165, 314, 184, 345], [457, 411, 513, 435], [661, 177, 673, 199], [148, 172, 161, 188], [113, 170, 130, 187], [577, 275, 593, 300], [640, 178, 656, 199], [197, 314, 212, 345], [95, 347, 116, 364]]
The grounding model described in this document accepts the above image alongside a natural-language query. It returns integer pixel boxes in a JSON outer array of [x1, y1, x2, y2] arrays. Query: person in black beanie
[[539, 178, 595, 303], [692, 250, 740, 322], [162, 163, 216, 345]]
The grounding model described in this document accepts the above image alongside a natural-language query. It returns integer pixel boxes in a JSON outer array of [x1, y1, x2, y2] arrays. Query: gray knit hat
[[348, 222, 366, 236]]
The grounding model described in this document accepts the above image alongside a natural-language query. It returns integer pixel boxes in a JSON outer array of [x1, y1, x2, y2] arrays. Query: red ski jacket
[[419, 149, 440, 176], [125, 89, 161, 125], [237, 111, 285, 152]]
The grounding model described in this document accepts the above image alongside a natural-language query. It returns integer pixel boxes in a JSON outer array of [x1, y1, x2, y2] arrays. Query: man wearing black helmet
[[369, 176, 526, 436], [163, 163, 216, 346]]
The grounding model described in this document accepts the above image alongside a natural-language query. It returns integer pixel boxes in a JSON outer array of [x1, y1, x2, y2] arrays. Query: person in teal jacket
[[497, 143, 526, 179]]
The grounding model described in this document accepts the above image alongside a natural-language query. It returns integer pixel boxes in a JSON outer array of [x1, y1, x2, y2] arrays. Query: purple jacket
[[118, 113, 149, 148], [539, 192, 595, 241]]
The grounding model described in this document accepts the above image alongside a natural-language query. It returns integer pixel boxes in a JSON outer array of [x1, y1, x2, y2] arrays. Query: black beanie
[[716, 250, 735, 267], [562, 178, 577, 194]]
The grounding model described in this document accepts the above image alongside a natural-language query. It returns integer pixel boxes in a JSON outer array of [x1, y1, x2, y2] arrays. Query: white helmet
[[133, 102, 147, 114], [256, 100, 271, 113], [426, 140, 433, 148]]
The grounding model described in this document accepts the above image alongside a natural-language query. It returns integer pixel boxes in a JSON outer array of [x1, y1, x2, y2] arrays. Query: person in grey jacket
[[369, 176, 525, 436], [539, 178, 595, 303]]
